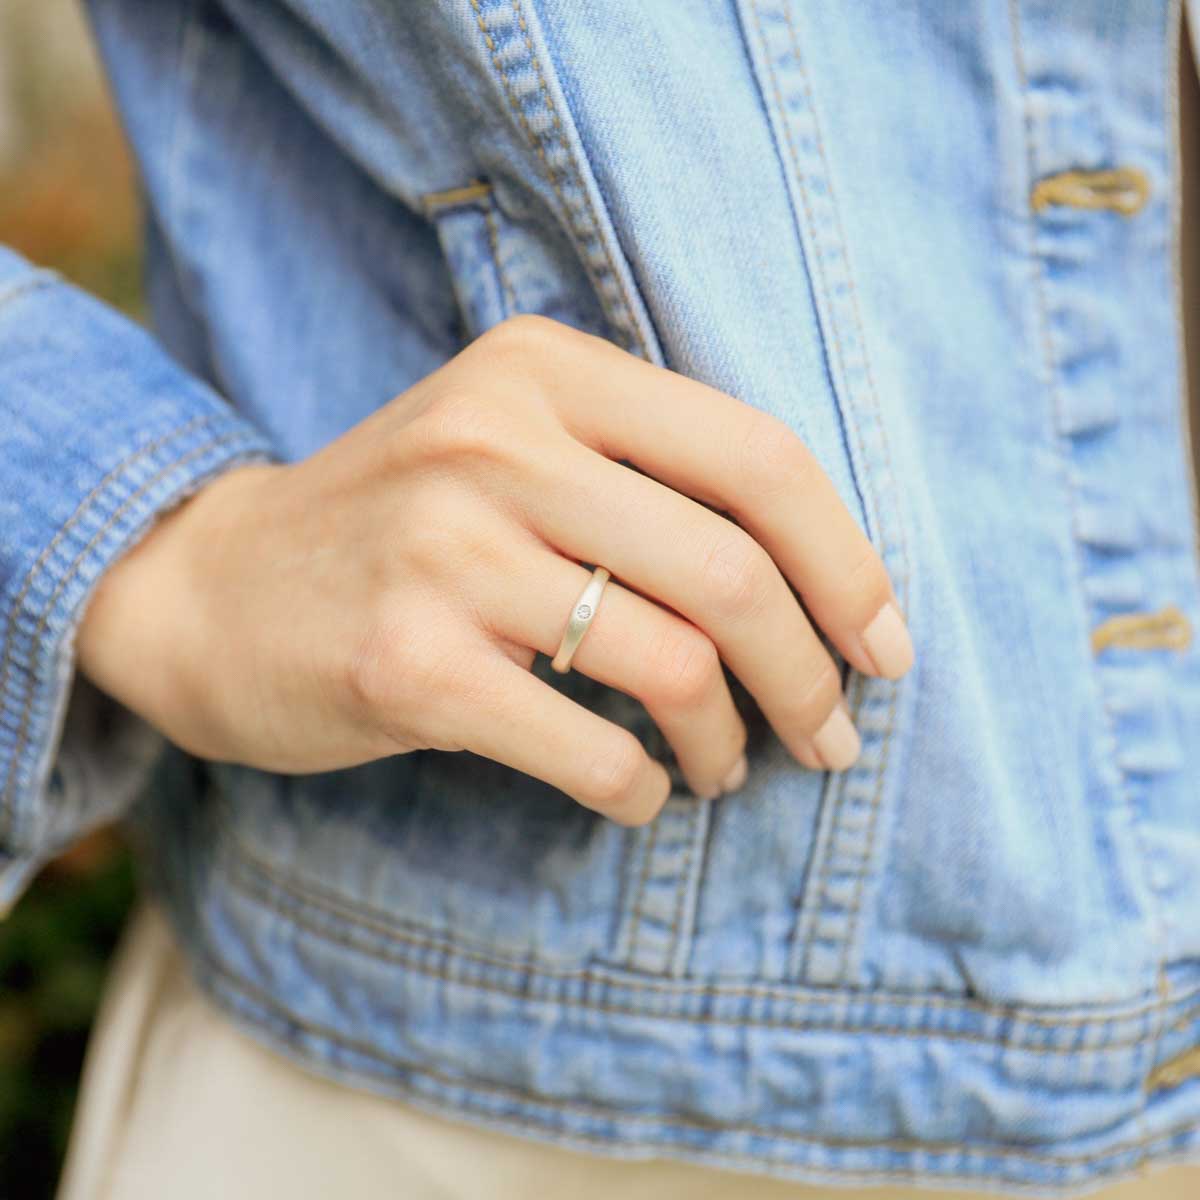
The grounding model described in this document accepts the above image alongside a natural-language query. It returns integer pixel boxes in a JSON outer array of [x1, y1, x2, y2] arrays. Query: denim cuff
[[0, 246, 276, 913]]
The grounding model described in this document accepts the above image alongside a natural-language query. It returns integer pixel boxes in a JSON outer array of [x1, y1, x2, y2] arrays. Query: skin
[[75, 314, 913, 827]]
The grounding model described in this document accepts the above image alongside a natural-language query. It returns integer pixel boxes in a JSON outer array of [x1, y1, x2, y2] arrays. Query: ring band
[[551, 566, 611, 674]]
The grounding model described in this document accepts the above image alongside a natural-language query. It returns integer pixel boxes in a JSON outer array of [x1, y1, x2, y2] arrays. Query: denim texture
[[3, 1, 1200, 1191]]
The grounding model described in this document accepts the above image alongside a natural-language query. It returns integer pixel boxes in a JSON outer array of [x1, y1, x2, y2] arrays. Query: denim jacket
[[3, 0, 1200, 1191]]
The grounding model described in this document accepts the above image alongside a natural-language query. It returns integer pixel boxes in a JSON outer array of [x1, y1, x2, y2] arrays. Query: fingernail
[[812, 706, 861, 771], [721, 753, 748, 794], [861, 601, 915, 679]]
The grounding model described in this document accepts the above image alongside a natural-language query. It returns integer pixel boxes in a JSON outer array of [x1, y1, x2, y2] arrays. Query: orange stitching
[[0, 267, 58, 311], [623, 814, 660, 964], [420, 179, 493, 216], [466, 0, 651, 361], [0, 417, 213, 747], [748, 0, 866, 983], [481, 201, 519, 315], [0, 433, 260, 831], [759, 0, 908, 985], [1009, 0, 1171, 1071], [1147, 1043, 1200, 1092], [1031, 167, 1151, 216], [217, 787, 1200, 1025], [508, 0, 651, 360], [666, 798, 702, 974], [1090, 604, 1193, 653], [204, 948, 1200, 1170], [782, 6, 908, 984], [221, 848, 1200, 1050]]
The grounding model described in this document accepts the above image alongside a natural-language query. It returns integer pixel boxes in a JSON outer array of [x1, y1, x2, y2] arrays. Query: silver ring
[[551, 566, 611, 674]]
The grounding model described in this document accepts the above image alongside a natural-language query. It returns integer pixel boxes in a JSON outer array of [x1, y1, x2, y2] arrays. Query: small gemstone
[[576, 603, 592, 619]]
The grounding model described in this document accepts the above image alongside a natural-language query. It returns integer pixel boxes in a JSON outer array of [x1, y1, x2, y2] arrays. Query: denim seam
[[1009, 0, 1167, 1042], [743, 0, 908, 987], [0, 416, 215, 840], [468, 0, 630, 354], [221, 855, 1186, 1052], [780, 0, 910, 987], [623, 810, 659, 965], [507, 0, 652, 361], [216, 813, 1199, 1025], [619, 794, 700, 975], [666, 792, 710, 978], [481, 201, 520, 316], [217, 841, 1200, 1050], [164, 0, 210, 328], [201, 948, 1200, 1175], [468, 0, 661, 366], [744, 0, 851, 985], [0, 415, 213, 731], [0, 430, 262, 846], [0, 268, 59, 312]]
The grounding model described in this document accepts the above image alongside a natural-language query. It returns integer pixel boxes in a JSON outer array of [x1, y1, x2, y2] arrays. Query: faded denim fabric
[[3, 0, 1200, 1192]]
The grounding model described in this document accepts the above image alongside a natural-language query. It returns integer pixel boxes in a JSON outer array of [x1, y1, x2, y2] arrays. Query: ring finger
[[481, 538, 815, 799], [516, 436, 858, 771]]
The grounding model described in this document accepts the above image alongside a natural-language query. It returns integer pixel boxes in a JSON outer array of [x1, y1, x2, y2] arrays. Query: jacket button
[[1146, 1043, 1200, 1093], [1090, 604, 1193, 653], [1031, 165, 1150, 215]]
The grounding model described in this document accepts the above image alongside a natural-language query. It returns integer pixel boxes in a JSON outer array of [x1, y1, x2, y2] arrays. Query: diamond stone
[[576, 603, 593, 619]]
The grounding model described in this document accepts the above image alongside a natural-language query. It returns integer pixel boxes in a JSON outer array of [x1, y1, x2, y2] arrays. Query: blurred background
[[0, 3, 1196, 1199], [0, 2, 142, 1195]]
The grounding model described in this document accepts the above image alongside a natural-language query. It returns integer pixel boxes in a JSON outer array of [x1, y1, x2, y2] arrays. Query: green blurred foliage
[[0, 850, 136, 1196]]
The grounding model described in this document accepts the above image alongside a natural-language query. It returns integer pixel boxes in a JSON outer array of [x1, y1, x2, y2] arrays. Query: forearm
[[0, 244, 274, 909]]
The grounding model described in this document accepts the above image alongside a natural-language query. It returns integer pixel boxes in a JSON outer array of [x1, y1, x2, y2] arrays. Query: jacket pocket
[[422, 174, 640, 353], [422, 180, 515, 340]]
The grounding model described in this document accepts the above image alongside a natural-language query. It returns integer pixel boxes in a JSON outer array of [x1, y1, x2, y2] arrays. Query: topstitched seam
[[202, 946, 1200, 1169], [0, 416, 216, 837], [0, 432, 256, 837], [218, 830, 1200, 1041], [467, 0, 652, 363]]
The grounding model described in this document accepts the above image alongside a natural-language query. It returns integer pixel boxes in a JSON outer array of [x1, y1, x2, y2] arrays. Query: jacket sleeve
[[0, 245, 277, 913]]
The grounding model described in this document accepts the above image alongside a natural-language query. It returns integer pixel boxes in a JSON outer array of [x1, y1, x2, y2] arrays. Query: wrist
[[75, 462, 277, 757]]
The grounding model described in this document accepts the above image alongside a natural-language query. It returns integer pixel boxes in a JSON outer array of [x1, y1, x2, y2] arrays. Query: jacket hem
[[145, 822, 1200, 1197]]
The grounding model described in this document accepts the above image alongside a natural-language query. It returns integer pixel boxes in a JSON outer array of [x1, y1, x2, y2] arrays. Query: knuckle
[[475, 312, 566, 365], [736, 413, 815, 497], [700, 533, 774, 622], [581, 732, 648, 811], [844, 543, 890, 600], [645, 624, 722, 710], [426, 390, 520, 463], [343, 620, 457, 723], [400, 490, 499, 582], [342, 620, 411, 716], [790, 660, 843, 727]]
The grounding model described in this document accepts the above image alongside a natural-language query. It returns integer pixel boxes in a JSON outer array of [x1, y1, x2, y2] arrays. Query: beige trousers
[[55, 902, 1199, 1200]]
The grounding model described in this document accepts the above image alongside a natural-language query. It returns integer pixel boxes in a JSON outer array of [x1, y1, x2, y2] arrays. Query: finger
[[454, 652, 673, 825], [519, 436, 861, 770], [479, 540, 762, 798], [517, 318, 913, 680]]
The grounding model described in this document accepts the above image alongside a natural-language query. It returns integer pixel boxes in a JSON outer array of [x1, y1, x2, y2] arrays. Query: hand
[[76, 315, 914, 826]]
